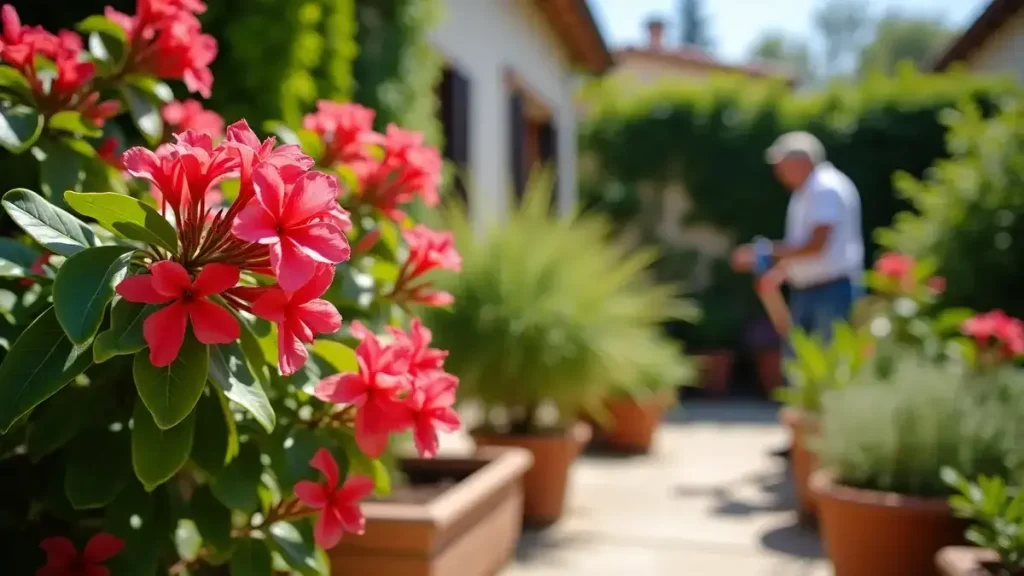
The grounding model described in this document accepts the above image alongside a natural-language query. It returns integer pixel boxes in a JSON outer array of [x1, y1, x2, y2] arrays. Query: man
[[731, 131, 864, 457]]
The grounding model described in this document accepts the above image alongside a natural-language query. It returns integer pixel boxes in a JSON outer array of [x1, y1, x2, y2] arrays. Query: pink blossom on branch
[[391, 225, 461, 307], [302, 100, 381, 166], [961, 310, 1024, 359], [162, 99, 225, 139], [351, 125, 443, 220], [36, 532, 123, 576], [294, 449, 372, 549]]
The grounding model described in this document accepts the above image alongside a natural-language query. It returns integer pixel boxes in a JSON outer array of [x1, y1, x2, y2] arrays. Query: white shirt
[[783, 162, 864, 288]]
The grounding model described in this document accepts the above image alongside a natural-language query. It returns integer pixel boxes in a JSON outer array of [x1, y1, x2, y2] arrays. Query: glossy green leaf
[[126, 76, 174, 103], [120, 85, 162, 146], [2, 188, 97, 256], [94, 300, 156, 363], [132, 399, 195, 491], [210, 441, 263, 514], [0, 104, 42, 153], [48, 111, 103, 138], [231, 539, 273, 576], [209, 341, 275, 432], [133, 332, 209, 429], [310, 340, 358, 373], [77, 15, 128, 43], [0, 237, 39, 279], [0, 66, 33, 103], [266, 521, 329, 576], [65, 191, 179, 254], [26, 386, 90, 462], [53, 245, 133, 345], [340, 432, 391, 496], [35, 138, 87, 209], [190, 389, 238, 474], [103, 480, 168, 576], [191, 485, 234, 556], [266, 427, 324, 489], [65, 425, 131, 509], [0, 307, 93, 432]]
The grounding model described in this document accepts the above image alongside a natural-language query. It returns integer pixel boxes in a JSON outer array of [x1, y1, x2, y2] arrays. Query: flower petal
[[337, 503, 367, 535], [187, 299, 240, 344], [116, 275, 174, 304], [291, 264, 335, 303], [284, 171, 340, 224], [314, 507, 346, 550], [309, 448, 340, 488], [277, 322, 309, 377], [149, 261, 191, 298], [82, 533, 124, 564], [191, 263, 240, 297], [337, 475, 374, 504], [144, 302, 188, 367], [313, 373, 367, 406], [288, 223, 351, 264], [231, 203, 279, 244], [250, 288, 289, 323], [252, 163, 286, 220], [39, 536, 78, 567], [413, 422, 440, 458], [297, 300, 342, 335], [271, 237, 316, 293], [293, 480, 329, 509]]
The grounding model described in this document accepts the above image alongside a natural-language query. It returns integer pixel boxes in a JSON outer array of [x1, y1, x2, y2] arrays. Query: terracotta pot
[[756, 347, 784, 396], [329, 447, 533, 576], [472, 422, 591, 527], [602, 392, 673, 453], [936, 546, 1020, 576], [812, 470, 968, 576], [697, 350, 734, 397], [779, 408, 819, 521]]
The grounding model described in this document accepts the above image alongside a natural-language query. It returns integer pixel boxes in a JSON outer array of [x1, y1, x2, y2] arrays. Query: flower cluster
[[106, 0, 217, 97], [314, 318, 460, 459], [303, 102, 443, 220], [37, 533, 123, 576], [873, 252, 945, 296], [391, 225, 462, 307], [116, 121, 352, 372], [294, 449, 372, 549], [961, 310, 1024, 360], [162, 98, 225, 139]]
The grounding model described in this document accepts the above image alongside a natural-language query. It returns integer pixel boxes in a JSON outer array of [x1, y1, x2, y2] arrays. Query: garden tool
[[752, 236, 792, 336]]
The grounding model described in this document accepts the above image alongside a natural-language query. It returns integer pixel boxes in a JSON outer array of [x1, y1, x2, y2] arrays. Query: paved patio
[[448, 400, 830, 576]]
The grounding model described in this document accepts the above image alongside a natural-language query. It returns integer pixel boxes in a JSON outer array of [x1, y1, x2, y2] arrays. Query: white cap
[[765, 131, 826, 165]]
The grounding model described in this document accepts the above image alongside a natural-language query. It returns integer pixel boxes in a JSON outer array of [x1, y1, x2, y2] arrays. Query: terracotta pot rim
[[779, 407, 820, 430], [605, 390, 675, 408], [810, 469, 953, 512], [471, 421, 592, 443]]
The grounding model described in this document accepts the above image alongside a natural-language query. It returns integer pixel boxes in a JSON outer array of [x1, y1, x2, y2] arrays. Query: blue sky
[[588, 0, 991, 65]]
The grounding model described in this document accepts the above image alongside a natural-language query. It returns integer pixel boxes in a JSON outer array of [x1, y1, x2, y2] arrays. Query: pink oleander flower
[[962, 310, 1024, 360], [37, 532, 123, 576], [294, 449, 372, 549], [302, 100, 381, 166], [162, 99, 224, 139], [348, 125, 442, 220], [391, 225, 461, 307], [406, 370, 460, 458]]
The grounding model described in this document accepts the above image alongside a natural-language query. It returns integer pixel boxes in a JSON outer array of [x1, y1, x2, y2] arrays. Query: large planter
[[779, 407, 819, 522], [328, 447, 533, 576], [812, 470, 967, 576], [937, 546, 1020, 576], [697, 350, 735, 397], [756, 347, 784, 396], [601, 391, 674, 453], [472, 422, 591, 527]]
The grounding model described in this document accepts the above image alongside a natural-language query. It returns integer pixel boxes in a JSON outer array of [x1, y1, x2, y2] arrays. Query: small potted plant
[[428, 175, 690, 525], [936, 468, 1024, 576], [691, 287, 746, 397], [811, 356, 1024, 576]]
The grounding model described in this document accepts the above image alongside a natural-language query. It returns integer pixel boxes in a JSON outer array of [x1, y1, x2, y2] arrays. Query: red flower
[[392, 225, 461, 307], [251, 263, 342, 376], [37, 533, 123, 576], [927, 276, 946, 294], [314, 333, 412, 458], [116, 261, 240, 366], [162, 99, 224, 139], [51, 57, 95, 100], [18, 251, 51, 287], [223, 119, 316, 208], [122, 143, 187, 213], [406, 370, 460, 458], [302, 101, 380, 166], [350, 125, 442, 220], [231, 163, 351, 293], [0, 5, 61, 70], [293, 449, 372, 549], [78, 94, 121, 127], [962, 310, 1024, 359], [386, 318, 447, 376], [874, 252, 914, 281]]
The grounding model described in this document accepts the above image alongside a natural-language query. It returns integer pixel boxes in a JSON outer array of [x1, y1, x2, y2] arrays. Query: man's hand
[[730, 244, 755, 272]]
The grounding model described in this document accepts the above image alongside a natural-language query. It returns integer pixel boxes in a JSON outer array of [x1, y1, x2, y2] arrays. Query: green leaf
[[190, 389, 238, 474], [210, 441, 263, 514], [209, 341, 275, 433], [65, 424, 131, 508], [266, 521, 329, 576], [77, 15, 128, 43], [48, 111, 103, 138], [311, 340, 358, 373], [120, 85, 163, 146], [340, 433, 391, 496], [0, 66, 33, 104], [0, 307, 93, 432], [2, 188, 97, 256], [231, 539, 273, 576], [65, 191, 179, 254], [0, 237, 39, 268], [131, 399, 195, 490], [126, 76, 175, 104], [133, 332, 209, 429], [191, 485, 234, 556], [266, 427, 324, 489], [53, 245, 133, 345], [25, 386, 90, 462], [0, 104, 42, 153], [103, 480, 168, 576], [94, 300, 155, 363], [34, 139, 87, 209]]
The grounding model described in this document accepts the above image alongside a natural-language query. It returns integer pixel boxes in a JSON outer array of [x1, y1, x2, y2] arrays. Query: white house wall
[[430, 0, 579, 227]]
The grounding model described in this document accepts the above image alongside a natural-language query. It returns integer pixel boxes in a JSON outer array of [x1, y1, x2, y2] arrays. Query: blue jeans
[[786, 278, 860, 354]]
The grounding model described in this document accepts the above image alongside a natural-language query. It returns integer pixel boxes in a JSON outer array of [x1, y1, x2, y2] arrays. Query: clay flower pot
[[756, 347, 784, 396], [697, 350, 735, 397], [812, 470, 967, 576], [779, 407, 819, 522], [472, 422, 591, 527], [936, 546, 1021, 576], [601, 391, 673, 453], [329, 447, 533, 576]]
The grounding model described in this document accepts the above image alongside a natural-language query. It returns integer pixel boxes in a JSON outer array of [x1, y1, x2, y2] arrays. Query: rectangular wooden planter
[[328, 446, 533, 576]]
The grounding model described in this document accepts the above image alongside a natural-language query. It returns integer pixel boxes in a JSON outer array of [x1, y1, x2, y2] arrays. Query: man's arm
[[771, 225, 833, 261], [771, 185, 843, 264]]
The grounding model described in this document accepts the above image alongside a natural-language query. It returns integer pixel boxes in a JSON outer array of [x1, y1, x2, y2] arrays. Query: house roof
[[614, 46, 792, 80], [932, 0, 1024, 70], [535, 0, 614, 75]]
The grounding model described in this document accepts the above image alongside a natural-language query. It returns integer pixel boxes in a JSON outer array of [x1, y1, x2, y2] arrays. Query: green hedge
[[581, 68, 1018, 250]]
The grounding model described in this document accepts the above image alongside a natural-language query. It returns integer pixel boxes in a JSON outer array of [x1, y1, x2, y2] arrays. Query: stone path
[[489, 400, 830, 576]]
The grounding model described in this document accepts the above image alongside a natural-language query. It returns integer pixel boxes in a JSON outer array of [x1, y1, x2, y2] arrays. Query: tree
[[857, 12, 954, 76], [748, 32, 815, 84], [813, 0, 872, 77], [679, 0, 713, 51]]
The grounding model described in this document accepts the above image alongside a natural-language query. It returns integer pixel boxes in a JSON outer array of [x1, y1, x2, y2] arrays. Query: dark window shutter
[[440, 67, 470, 204], [509, 91, 526, 202], [539, 121, 558, 209]]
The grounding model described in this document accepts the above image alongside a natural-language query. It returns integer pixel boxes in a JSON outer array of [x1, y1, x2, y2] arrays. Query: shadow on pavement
[[514, 528, 598, 564], [760, 521, 825, 559]]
